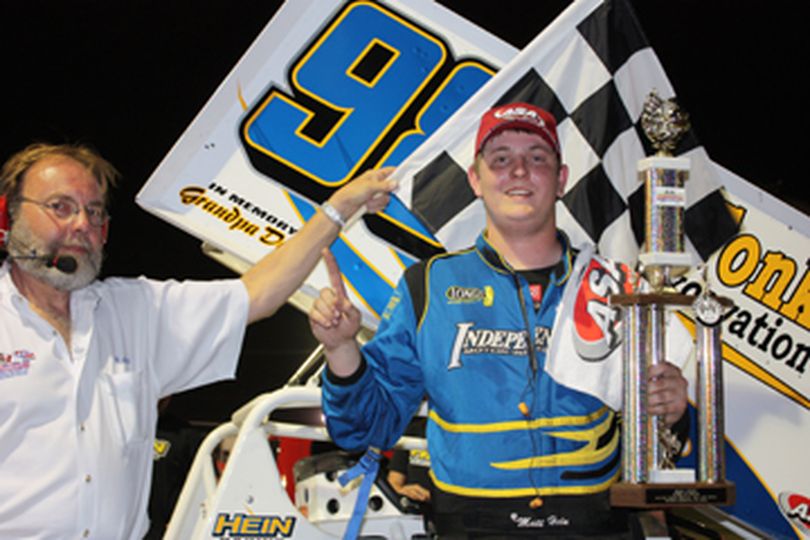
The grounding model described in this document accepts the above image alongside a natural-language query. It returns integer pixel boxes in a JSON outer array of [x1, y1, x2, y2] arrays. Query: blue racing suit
[[322, 232, 677, 534]]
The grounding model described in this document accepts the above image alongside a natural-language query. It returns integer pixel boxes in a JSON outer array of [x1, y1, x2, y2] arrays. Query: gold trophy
[[609, 91, 735, 507]]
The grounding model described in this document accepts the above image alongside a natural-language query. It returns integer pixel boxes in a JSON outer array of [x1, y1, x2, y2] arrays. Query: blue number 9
[[241, 2, 446, 199]]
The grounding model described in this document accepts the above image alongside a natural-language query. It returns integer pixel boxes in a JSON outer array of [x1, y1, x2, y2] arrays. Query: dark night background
[[1, 1, 805, 425]]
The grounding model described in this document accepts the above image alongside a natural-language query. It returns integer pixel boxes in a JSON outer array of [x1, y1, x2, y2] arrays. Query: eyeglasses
[[18, 196, 109, 228]]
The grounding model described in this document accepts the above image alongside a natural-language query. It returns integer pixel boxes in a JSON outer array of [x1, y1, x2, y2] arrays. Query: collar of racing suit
[[474, 228, 576, 286]]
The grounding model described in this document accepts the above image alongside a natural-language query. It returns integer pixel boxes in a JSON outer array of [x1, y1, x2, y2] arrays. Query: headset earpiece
[[0, 194, 9, 249]]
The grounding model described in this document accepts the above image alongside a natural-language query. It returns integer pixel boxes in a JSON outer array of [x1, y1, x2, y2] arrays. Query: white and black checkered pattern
[[394, 0, 737, 266]]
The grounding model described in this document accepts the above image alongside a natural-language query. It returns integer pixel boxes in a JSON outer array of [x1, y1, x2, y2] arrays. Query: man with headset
[[310, 102, 690, 538], [0, 142, 395, 539]]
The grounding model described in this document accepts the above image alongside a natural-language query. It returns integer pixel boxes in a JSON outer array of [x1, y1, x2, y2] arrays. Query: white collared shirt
[[0, 262, 248, 539]]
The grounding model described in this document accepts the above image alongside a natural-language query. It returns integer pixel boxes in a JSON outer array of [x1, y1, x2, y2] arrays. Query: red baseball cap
[[475, 102, 560, 157]]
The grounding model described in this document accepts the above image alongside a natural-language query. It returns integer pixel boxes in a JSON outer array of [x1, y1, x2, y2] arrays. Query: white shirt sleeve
[[99, 276, 250, 398], [152, 277, 249, 396]]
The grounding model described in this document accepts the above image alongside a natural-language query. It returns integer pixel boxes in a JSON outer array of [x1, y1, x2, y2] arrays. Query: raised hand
[[309, 248, 362, 351], [326, 167, 398, 223], [241, 168, 397, 325]]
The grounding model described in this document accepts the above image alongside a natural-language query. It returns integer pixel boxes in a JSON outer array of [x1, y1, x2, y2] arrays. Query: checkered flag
[[392, 0, 737, 265]]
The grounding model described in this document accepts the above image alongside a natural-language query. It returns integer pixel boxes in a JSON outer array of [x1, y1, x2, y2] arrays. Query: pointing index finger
[[322, 248, 348, 300]]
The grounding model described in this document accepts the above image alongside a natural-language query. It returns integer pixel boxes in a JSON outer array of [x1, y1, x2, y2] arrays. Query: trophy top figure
[[640, 90, 691, 156]]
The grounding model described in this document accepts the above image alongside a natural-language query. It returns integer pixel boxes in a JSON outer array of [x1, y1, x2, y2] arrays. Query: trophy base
[[610, 481, 735, 508]]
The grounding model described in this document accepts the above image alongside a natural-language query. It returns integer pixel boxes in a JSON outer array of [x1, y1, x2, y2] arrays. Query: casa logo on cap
[[494, 105, 547, 128], [476, 102, 560, 156]]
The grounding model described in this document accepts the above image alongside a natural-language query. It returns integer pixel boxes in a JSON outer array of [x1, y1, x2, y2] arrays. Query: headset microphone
[[6, 252, 78, 274], [46, 255, 78, 274]]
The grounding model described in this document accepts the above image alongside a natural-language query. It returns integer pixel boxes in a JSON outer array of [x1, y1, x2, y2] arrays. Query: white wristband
[[321, 201, 346, 229]]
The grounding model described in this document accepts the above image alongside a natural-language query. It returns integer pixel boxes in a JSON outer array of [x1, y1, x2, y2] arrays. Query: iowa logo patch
[[445, 285, 494, 306]]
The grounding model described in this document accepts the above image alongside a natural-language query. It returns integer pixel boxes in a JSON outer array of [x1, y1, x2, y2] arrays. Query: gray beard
[[6, 221, 103, 291]]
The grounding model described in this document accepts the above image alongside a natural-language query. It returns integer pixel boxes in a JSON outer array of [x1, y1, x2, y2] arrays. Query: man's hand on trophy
[[647, 362, 688, 427]]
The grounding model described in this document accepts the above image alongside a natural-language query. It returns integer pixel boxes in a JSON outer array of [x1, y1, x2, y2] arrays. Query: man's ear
[[556, 164, 569, 198], [101, 220, 109, 244], [468, 162, 482, 198]]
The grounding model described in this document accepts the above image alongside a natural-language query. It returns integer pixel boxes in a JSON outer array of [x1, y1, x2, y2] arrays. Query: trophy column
[[694, 288, 731, 484]]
